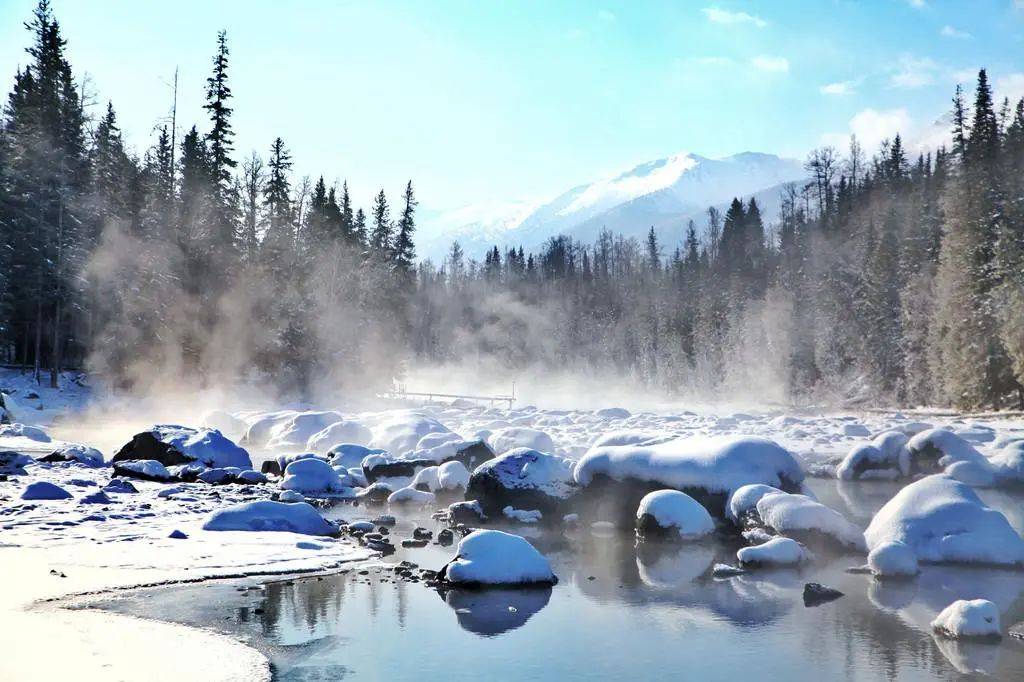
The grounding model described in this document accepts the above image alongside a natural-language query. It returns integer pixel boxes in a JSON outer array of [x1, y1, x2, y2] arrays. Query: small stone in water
[[803, 582, 844, 607]]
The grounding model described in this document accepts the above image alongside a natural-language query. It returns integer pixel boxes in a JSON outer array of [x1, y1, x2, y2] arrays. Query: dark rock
[[466, 449, 577, 518], [845, 564, 873, 574], [79, 490, 112, 505], [372, 515, 396, 526], [413, 527, 433, 540], [402, 538, 429, 548], [448, 500, 488, 525], [357, 482, 394, 504], [803, 583, 844, 607], [168, 529, 188, 539], [112, 431, 192, 466], [104, 479, 138, 494], [112, 461, 174, 483], [712, 563, 747, 578], [362, 440, 496, 484], [437, 528, 455, 546], [261, 460, 282, 477]]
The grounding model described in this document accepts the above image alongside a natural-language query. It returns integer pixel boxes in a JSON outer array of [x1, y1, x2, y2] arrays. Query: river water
[[89, 479, 1024, 680]]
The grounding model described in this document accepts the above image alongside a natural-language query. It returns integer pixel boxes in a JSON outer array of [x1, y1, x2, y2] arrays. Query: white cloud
[[950, 67, 978, 84], [820, 80, 855, 96], [820, 108, 914, 153], [907, 0, 927, 8], [940, 25, 972, 39], [752, 55, 789, 73], [889, 55, 938, 88], [702, 6, 767, 28], [997, 73, 1024, 103]]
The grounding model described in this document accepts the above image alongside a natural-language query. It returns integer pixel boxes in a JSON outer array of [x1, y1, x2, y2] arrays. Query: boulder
[[113, 425, 251, 469], [466, 448, 577, 517], [439, 530, 557, 586], [635, 490, 715, 541]]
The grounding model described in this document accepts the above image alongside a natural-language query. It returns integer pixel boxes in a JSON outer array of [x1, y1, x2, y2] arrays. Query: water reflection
[[439, 586, 552, 636], [88, 479, 1024, 680]]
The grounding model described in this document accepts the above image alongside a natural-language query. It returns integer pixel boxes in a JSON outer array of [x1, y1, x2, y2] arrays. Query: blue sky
[[1, 0, 1023, 211]]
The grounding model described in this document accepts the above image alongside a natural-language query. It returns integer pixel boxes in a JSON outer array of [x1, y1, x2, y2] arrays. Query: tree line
[[2, 2, 1022, 410]]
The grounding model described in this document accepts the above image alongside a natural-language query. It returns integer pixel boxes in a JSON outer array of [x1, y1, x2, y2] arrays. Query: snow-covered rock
[[728, 485, 864, 551], [278, 490, 305, 503], [307, 420, 373, 453], [200, 410, 248, 439], [467, 448, 577, 516], [280, 457, 352, 496], [932, 600, 1001, 639], [202, 500, 338, 536], [905, 429, 993, 482], [489, 427, 555, 455], [266, 411, 344, 450], [440, 530, 556, 585], [574, 435, 804, 519], [836, 431, 910, 481], [590, 430, 671, 449], [737, 537, 809, 567], [635, 490, 714, 541], [370, 414, 451, 455], [436, 460, 470, 491], [595, 407, 631, 420], [112, 459, 174, 482], [37, 444, 105, 467], [387, 486, 436, 506], [864, 475, 1024, 567], [327, 443, 386, 470], [113, 425, 251, 470], [868, 541, 919, 578], [21, 481, 72, 500], [448, 499, 488, 524], [503, 506, 542, 523], [0, 423, 50, 442], [0, 451, 31, 475]]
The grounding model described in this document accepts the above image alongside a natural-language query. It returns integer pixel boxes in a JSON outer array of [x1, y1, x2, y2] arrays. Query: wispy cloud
[[889, 54, 938, 89], [752, 55, 789, 73], [907, 0, 927, 8], [940, 25, 972, 39], [821, 108, 914, 152], [820, 80, 856, 96], [997, 73, 1024, 102], [702, 6, 767, 28]]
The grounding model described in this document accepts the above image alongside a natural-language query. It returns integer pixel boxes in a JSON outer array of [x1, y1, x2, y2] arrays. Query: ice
[[932, 600, 1001, 639], [737, 537, 810, 567], [635, 489, 715, 540], [441, 529, 556, 585], [864, 475, 1024, 567], [202, 500, 338, 536]]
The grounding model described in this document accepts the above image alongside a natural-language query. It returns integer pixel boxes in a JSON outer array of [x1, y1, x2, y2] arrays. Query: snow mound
[[868, 541, 919, 578], [113, 459, 173, 482], [635, 490, 715, 540], [932, 600, 1001, 639], [467, 448, 577, 515], [441, 530, 556, 585], [388, 486, 436, 506], [370, 414, 451, 455], [38, 444, 105, 467], [327, 443, 386, 469], [489, 427, 555, 455], [266, 411, 344, 450], [864, 475, 1024, 567], [906, 429, 993, 482], [590, 430, 670, 449], [280, 458, 351, 496], [307, 420, 373, 453], [575, 435, 804, 506], [0, 423, 50, 442], [737, 537, 809, 567], [113, 425, 252, 470], [595, 408, 631, 420], [503, 507, 543, 523], [437, 460, 471, 491], [752, 490, 864, 551], [202, 500, 338, 536], [836, 431, 910, 481], [21, 481, 72, 500]]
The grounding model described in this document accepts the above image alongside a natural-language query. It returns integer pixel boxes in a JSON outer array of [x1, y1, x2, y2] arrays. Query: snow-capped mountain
[[418, 151, 806, 261]]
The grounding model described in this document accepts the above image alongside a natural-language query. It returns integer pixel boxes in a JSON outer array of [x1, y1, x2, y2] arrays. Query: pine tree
[[392, 180, 417, 272], [204, 29, 238, 243], [370, 188, 392, 255]]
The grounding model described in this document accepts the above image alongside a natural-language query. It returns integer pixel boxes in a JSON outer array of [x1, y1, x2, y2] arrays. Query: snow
[[468, 447, 577, 512], [737, 537, 809, 567], [868, 541, 919, 578], [932, 600, 1001, 639], [436, 460, 471, 491], [202, 500, 338, 536], [306, 420, 373, 453], [0, 422, 50, 442], [280, 457, 351, 496], [906, 428, 993, 479], [836, 430, 910, 480], [442, 530, 556, 585], [278, 489, 305, 503], [726, 484, 784, 524], [115, 459, 173, 481], [635, 490, 714, 539], [42, 443, 105, 466], [574, 435, 804, 500], [751, 490, 865, 550], [370, 413, 451, 455], [264, 411, 344, 450], [489, 427, 555, 455], [117, 425, 252, 470], [21, 480, 73, 500], [864, 475, 1024, 567], [503, 506, 543, 523], [387, 486, 436, 506], [328, 443, 385, 469]]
